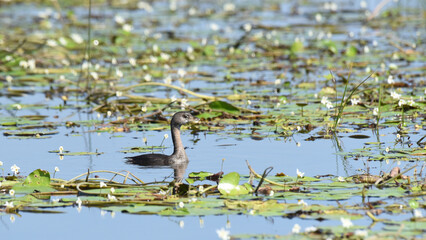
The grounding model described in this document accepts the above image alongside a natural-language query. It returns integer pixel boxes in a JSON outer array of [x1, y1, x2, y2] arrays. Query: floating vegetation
[[1, 166, 425, 239]]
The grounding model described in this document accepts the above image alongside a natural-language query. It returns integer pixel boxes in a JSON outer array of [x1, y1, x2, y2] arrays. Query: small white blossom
[[387, 75, 395, 84], [298, 199, 308, 206], [413, 209, 423, 218], [305, 226, 317, 233], [54, 166, 60, 172], [407, 98, 415, 106], [296, 169, 304, 178], [114, 15, 125, 24], [76, 197, 82, 208], [129, 58, 136, 66], [390, 91, 401, 100], [116, 68, 123, 78], [216, 228, 230, 240], [292, 223, 301, 233], [11, 164, 20, 175], [355, 229, 368, 237], [9, 190, 15, 196], [144, 74, 152, 82], [110, 187, 115, 193], [210, 23, 220, 31], [177, 69, 186, 78], [100, 182, 107, 188], [315, 13, 322, 22], [398, 99, 406, 107], [164, 134, 169, 139], [70, 33, 84, 44], [337, 176, 345, 182], [107, 194, 117, 201], [351, 98, 361, 105], [223, 3, 235, 12], [178, 202, 185, 208], [373, 107, 379, 116], [340, 217, 353, 228], [122, 24, 133, 32], [326, 101, 333, 109], [5, 201, 14, 208]]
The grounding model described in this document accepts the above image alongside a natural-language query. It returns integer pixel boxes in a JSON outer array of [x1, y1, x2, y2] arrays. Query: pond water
[[0, 0, 425, 239]]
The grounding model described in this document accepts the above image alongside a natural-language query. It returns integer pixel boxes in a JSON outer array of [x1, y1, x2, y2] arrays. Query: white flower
[[122, 24, 133, 32], [144, 74, 152, 82], [298, 199, 308, 206], [223, 3, 235, 12], [396, 134, 400, 139], [340, 217, 353, 228], [163, 75, 172, 84], [152, 44, 159, 52], [177, 68, 186, 78], [355, 229, 368, 237], [149, 55, 158, 63], [164, 134, 169, 139], [47, 39, 57, 47], [296, 169, 304, 178], [390, 91, 401, 100], [129, 58, 136, 66], [186, 46, 194, 54], [337, 176, 345, 182], [160, 52, 171, 61], [315, 13, 322, 22], [10, 215, 15, 223], [116, 68, 123, 78], [110, 187, 115, 193], [178, 202, 185, 208], [292, 223, 301, 233], [11, 164, 20, 175], [305, 226, 317, 233], [326, 101, 333, 109], [413, 209, 423, 218], [76, 197, 82, 208], [5, 201, 14, 208], [321, 96, 329, 105], [243, 23, 252, 32], [210, 23, 220, 31], [216, 228, 230, 240], [179, 220, 184, 228], [398, 99, 406, 107], [387, 75, 395, 84], [100, 182, 107, 188], [0, 161, 3, 166], [116, 91, 123, 97], [54, 166, 60, 172], [90, 72, 99, 80], [385, 147, 390, 153], [107, 194, 117, 201], [364, 46, 370, 53], [296, 142, 301, 147], [269, 191, 274, 196], [407, 98, 415, 106], [141, 106, 147, 112], [114, 15, 125, 24], [373, 107, 379, 116], [350, 98, 361, 105], [70, 33, 84, 44]]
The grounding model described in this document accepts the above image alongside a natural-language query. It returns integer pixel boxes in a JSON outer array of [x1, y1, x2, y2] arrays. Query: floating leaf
[[209, 101, 240, 114], [218, 172, 253, 195]]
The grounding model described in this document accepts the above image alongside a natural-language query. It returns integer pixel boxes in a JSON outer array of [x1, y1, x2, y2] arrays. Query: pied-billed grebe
[[126, 111, 199, 166]]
